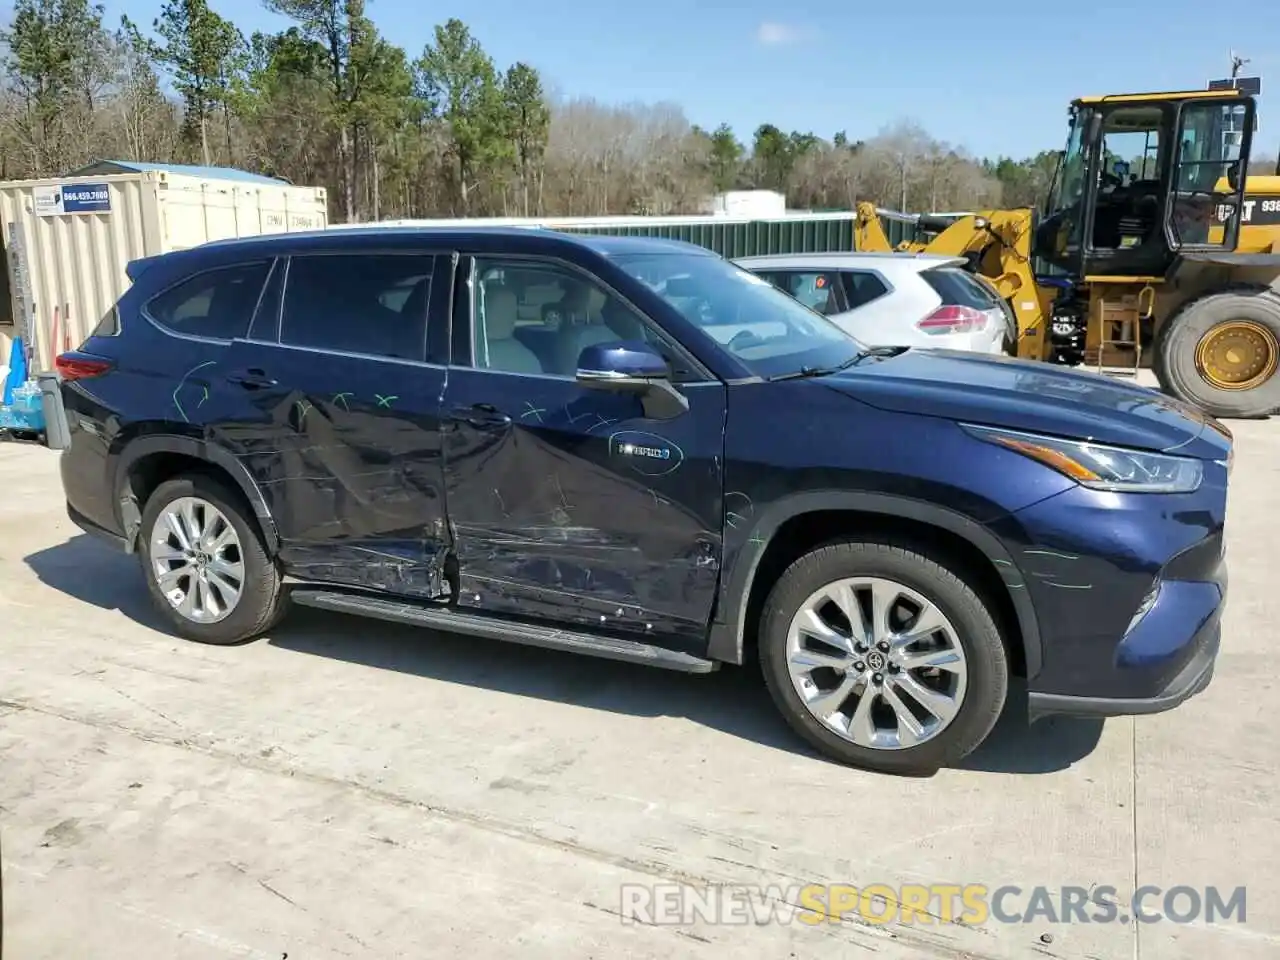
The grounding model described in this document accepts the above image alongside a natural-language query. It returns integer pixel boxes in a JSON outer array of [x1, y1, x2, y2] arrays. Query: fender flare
[[704, 490, 1043, 678], [112, 434, 279, 554]]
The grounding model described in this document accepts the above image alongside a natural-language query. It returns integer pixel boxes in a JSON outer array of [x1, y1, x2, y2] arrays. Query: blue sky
[[102, 0, 1280, 161]]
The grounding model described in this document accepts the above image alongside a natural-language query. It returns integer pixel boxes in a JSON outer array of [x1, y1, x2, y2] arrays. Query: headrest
[[484, 289, 519, 340], [586, 286, 607, 315]]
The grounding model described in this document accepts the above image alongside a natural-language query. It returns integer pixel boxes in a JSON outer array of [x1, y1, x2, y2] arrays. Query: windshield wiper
[[850, 344, 910, 364], [769, 353, 864, 381]]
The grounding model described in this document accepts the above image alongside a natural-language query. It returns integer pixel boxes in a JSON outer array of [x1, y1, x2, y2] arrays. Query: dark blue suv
[[47, 227, 1231, 774]]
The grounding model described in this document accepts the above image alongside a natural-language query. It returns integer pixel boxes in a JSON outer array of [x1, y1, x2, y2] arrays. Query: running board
[[289, 589, 719, 674]]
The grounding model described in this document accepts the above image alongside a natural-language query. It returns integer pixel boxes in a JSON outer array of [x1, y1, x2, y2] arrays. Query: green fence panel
[[559, 216, 867, 258], [556, 212, 937, 258]]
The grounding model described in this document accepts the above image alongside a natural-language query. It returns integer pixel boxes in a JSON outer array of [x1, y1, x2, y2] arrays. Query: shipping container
[[343, 211, 917, 259], [710, 190, 787, 218], [0, 163, 328, 371]]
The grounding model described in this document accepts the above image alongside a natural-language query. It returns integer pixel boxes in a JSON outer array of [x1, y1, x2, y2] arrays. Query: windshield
[[1045, 111, 1088, 220], [611, 252, 862, 378]]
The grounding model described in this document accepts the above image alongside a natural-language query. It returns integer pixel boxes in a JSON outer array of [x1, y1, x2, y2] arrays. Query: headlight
[[962, 424, 1203, 493]]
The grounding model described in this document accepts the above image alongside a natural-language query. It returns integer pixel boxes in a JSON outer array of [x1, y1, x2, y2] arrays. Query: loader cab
[[1035, 91, 1255, 278]]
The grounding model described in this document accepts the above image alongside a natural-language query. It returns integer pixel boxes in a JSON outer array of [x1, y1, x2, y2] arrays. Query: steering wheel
[[728, 329, 766, 351]]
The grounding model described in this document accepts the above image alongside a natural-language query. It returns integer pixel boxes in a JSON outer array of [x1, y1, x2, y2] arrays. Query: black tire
[[139, 473, 288, 644], [759, 538, 1008, 775], [1153, 285, 1280, 418]]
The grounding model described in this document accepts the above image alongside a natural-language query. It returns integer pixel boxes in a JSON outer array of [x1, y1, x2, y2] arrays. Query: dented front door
[[441, 371, 726, 643]]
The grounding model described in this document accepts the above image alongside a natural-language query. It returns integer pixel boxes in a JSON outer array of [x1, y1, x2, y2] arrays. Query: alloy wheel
[[150, 496, 245, 624], [785, 576, 969, 750]]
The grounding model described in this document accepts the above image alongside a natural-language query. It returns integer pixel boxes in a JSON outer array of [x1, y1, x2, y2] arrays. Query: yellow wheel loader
[[855, 88, 1280, 418]]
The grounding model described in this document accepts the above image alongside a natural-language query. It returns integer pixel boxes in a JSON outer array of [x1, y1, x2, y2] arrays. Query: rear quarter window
[[89, 305, 120, 337], [920, 267, 1000, 310], [145, 261, 272, 341]]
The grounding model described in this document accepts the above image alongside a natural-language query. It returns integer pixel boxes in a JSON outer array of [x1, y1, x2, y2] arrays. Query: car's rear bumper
[[68, 501, 130, 552], [927, 326, 1007, 356]]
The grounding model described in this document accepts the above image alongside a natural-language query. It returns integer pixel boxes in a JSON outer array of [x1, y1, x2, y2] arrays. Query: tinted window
[[146, 262, 270, 340], [752, 270, 842, 315], [921, 267, 1000, 310], [839, 270, 890, 309], [614, 253, 859, 379], [281, 254, 433, 361]]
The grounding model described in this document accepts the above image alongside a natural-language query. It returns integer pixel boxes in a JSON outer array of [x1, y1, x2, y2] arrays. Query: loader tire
[[1153, 286, 1280, 419]]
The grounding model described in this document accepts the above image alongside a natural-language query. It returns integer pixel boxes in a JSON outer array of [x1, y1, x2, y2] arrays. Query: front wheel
[[139, 473, 288, 644], [759, 538, 1008, 774]]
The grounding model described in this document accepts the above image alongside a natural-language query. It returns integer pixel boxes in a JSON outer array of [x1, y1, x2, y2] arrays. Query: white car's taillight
[[916, 304, 989, 335]]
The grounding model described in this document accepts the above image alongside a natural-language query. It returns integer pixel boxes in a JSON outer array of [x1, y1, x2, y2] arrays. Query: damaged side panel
[[224, 375, 453, 598], [212, 251, 453, 598], [440, 376, 728, 645]]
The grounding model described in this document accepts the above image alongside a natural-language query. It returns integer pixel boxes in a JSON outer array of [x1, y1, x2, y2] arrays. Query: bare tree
[[0, 10, 1076, 223]]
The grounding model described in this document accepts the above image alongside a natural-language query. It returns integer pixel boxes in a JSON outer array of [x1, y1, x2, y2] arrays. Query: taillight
[[917, 305, 989, 335], [55, 352, 114, 381]]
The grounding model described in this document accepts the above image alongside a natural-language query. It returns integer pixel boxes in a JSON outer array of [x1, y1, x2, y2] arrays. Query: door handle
[[449, 403, 511, 428], [226, 368, 277, 390]]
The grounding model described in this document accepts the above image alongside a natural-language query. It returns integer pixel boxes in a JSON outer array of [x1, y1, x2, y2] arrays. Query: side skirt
[[290, 588, 720, 674]]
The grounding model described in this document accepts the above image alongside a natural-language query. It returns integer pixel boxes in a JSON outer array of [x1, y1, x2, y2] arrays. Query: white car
[[733, 252, 1015, 355]]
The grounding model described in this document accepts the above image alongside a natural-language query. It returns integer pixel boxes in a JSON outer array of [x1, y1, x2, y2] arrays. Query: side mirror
[[574, 340, 689, 420], [576, 340, 670, 391]]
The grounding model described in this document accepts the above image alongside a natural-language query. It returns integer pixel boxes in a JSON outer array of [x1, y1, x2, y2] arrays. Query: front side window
[[146, 261, 270, 341], [470, 257, 669, 378], [1100, 107, 1163, 184], [614, 252, 860, 379], [280, 254, 433, 361]]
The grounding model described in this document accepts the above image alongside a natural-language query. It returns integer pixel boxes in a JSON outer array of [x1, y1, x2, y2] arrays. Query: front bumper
[[1028, 620, 1219, 721], [991, 466, 1228, 716]]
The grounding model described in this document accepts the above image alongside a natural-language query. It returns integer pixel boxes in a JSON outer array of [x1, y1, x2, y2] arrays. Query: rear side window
[[145, 262, 271, 341], [839, 270, 890, 309], [280, 254, 434, 361], [921, 267, 999, 309]]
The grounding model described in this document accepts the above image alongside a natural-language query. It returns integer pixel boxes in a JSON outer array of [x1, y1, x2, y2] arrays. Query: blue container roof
[[64, 160, 289, 186]]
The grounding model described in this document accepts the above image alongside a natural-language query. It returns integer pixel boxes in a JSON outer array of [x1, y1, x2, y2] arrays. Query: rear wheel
[[1154, 286, 1280, 418], [139, 473, 287, 644], [759, 538, 1008, 775]]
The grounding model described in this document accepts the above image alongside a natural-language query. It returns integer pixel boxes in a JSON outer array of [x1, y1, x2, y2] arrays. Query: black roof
[[194, 225, 711, 260]]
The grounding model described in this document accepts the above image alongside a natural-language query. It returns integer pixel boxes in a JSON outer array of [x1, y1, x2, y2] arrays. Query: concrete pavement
[[0, 419, 1276, 959]]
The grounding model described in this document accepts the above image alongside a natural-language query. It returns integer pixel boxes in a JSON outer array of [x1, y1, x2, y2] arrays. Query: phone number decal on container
[[33, 182, 112, 216]]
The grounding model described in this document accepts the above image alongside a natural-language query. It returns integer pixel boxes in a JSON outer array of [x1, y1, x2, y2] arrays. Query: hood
[[823, 348, 1228, 457]]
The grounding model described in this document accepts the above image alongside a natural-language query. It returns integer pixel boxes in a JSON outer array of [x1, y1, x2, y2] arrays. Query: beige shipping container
[[0, 162, 327, 373]]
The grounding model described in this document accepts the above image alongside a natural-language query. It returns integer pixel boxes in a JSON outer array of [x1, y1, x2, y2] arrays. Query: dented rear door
[[219, 250, 452, 598]]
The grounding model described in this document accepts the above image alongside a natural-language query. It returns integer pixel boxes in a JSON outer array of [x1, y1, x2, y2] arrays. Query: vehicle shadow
[[956, 684, 1105, 775], [22, 532, 172, 633], [26, 534, 1105, 776]]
